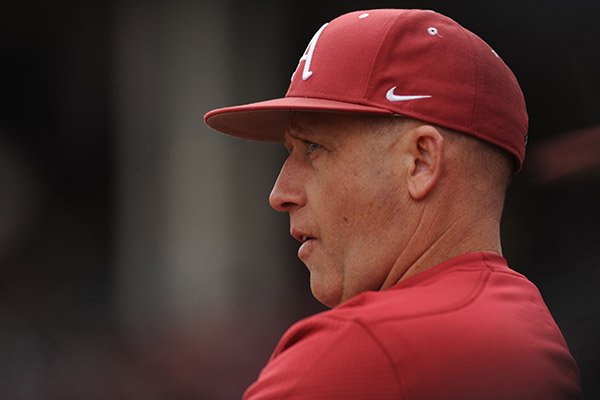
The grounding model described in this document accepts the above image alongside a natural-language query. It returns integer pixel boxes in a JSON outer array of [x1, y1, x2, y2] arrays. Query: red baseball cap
[[204, 9, 528, 170]]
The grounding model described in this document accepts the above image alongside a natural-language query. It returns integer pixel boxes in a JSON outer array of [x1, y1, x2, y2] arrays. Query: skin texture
[[269, 112, 512, 308]]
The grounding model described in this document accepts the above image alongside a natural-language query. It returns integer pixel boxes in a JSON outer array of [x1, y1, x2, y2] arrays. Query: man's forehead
[[288, 112, 332, 131], [287, 112, 413, 141], [285, 112, 367, 138]]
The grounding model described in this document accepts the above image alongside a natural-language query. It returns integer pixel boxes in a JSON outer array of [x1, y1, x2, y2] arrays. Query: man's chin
[[309, 275, 342, 309]]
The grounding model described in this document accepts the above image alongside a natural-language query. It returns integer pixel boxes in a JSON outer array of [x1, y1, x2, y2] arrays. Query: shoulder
[[242, 261, 481, 400], [245, 253, 582, 399], [243, 311, 404, 399]]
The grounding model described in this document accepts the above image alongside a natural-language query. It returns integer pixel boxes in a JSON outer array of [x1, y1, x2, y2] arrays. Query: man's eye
[[307, 142, 321, 154]]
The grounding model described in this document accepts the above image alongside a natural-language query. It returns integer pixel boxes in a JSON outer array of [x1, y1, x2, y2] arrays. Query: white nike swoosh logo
[[386, 86, 432, 102]]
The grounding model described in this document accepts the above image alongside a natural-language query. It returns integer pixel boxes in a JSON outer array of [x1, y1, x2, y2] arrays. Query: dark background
[[1, 0, 598, 398]]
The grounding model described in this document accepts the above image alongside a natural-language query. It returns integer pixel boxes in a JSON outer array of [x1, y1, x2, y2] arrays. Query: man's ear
[[406, 125, 444, 200]]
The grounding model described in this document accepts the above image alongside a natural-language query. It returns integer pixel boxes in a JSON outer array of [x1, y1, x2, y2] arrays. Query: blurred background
[[0, 0, 598, 398]]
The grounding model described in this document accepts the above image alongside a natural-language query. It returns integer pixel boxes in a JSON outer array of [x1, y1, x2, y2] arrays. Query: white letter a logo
[[291, 23, 328, 82]]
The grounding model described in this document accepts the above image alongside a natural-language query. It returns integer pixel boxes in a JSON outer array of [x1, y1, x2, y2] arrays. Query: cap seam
[[459, 26, 479, 132], [360, 11, 403, 100]]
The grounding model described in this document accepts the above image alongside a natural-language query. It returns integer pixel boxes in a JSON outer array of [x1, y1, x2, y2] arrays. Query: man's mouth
[[291, 229, 316, 244], [296, 237, 316, 261]]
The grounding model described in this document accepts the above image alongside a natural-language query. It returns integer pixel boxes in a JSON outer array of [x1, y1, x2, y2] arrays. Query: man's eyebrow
[[282, 125, 294, 151], [286, 125, 302, 139], [283, 122, 308, 148], [287, 119, 317, 138]]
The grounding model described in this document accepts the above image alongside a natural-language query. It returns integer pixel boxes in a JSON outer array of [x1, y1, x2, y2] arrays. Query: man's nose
[[269, 159, 306, 212]]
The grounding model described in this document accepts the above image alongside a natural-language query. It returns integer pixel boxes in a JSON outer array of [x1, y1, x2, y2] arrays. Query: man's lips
[[290, 228, 316, 244], [291, 228, 317, 261]]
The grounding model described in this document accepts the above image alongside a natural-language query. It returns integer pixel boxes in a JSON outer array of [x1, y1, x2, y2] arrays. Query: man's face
[[269, 112, 416, 307]]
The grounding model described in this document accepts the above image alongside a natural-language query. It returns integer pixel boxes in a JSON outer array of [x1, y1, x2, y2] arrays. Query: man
[[205, 9, 582, 399]]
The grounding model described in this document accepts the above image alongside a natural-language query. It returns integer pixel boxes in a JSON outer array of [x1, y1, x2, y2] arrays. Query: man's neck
[[380, 213, 502, 289]]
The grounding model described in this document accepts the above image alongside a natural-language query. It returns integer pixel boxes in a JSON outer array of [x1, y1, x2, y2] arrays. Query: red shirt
[[244, 252, 581, 399]]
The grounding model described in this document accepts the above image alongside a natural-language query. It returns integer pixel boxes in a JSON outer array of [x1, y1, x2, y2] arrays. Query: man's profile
[[205, 9, 581, 399]]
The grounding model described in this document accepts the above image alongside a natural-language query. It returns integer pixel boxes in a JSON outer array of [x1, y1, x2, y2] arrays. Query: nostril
[[269, 184, 304, 212], [281, 201, 295, 210], [269, 193, 290, 212], [269, 190, 287, 212]]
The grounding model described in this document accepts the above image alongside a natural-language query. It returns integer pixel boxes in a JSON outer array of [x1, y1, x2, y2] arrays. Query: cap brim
[[204, 97, 394, 142]]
